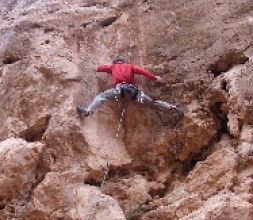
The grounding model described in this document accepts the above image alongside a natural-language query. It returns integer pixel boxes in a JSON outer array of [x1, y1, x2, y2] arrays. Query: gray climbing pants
[[87, 84, 175, 113]]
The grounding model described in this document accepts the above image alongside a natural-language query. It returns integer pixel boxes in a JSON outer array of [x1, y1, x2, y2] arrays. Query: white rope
[[100, 24, 133, 187], [100, 104, 126, 188], [128, 41, 135, 63], [100, 163, 109, 188], [116, 106, 126, 138]]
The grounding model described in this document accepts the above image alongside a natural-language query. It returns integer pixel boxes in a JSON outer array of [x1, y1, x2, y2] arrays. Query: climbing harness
[[120, 83, 139, 100], [114, 83, 139, 101], [137, 91, 145, 103], [100, 103, 126, 188]]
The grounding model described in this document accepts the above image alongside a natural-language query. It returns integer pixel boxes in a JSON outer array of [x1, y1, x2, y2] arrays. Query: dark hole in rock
[[0, 203, 6, 210], [32, 23, 42, 28], [181, 157, 201, 177], [207, 51, 249, 77], [24, 128, 47, 142], [8, 205, 15, 213], [21, 115, 51, 142], [148, 183, 167, 199], [84, 169, 105, 187], [100, 16, 119, 27], [249, 196, 253, 205], [45, 40, 50, 44], [84, 178, 101, 187], [3, 55, 20, 65], [81, 22, 91, 28], [81, 2, 97, 7], [210, 102, 228, 134], [221, 80, 228, 92], [44, 27, 55, 33], [249, 148, 253, 156]]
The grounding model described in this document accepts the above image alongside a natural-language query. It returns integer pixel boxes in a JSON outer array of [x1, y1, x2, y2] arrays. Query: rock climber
[[76, 56, 182, 117]]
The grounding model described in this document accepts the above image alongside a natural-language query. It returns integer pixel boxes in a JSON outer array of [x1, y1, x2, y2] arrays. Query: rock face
[[27, 173, 126, 220], [0, 0, 253, 219]]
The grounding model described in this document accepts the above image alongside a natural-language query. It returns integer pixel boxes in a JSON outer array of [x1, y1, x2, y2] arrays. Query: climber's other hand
[[155, 76, 163, 83]]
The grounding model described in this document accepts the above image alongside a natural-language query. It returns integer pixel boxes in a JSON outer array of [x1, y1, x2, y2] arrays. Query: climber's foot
[[76, 106, 92, 117], [155, 101, 177, 111], [175, 107, 185, 118]]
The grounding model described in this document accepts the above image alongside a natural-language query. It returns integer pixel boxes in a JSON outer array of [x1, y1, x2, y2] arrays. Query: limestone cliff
[[0, 0, 252, 219]]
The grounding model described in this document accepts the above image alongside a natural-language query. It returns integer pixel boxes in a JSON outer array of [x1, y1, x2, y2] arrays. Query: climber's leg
[[136, 90, 177, 110], [76, 88, 120, 117]]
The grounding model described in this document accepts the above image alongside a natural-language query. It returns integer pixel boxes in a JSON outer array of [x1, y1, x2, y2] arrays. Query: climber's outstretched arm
[[131, 65, 157, 81], [96, 65, 113, 74]]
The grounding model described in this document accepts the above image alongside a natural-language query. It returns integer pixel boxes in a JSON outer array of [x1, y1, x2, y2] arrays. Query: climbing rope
[[116, 105, 126, 138], [100, 103, 126, 188], [100, 163, 109, 188], [128, 41, 135, 63]]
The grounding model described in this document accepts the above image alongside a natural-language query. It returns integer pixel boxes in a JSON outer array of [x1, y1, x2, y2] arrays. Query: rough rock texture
[[27, 172, 126, 220], [0, 0, 253, 219]]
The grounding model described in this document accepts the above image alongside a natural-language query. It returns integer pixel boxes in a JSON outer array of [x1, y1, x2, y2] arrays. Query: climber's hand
[[169, 104, 177, 109], [155, 76, 163, 83], [175, 106, 185, 118]]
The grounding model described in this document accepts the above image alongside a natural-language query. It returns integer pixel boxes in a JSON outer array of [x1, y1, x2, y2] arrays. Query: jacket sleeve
[[132, 65, 157, 81], [96, 65, 113, 74]]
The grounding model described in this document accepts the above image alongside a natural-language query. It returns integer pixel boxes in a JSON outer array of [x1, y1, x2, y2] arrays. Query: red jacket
[[97, 63, 157, 85]]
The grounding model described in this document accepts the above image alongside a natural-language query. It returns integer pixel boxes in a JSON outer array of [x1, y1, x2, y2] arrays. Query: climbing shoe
[[154, 101, 177, 111], [76, 106, 92, 117], [175, 107, 185, 118]]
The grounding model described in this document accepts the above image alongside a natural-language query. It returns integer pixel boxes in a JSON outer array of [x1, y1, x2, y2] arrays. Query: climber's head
[[112, 56, 126, 64]]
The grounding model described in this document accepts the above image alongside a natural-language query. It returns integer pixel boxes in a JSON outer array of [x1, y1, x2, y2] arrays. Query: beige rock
[[0, 117, 27, 141], [27, 172, 126, 220], [185, 148, 237, 199], [104, 175, 152, 214], [141, 187, 203, 220], [141, 146, 238, 220], [181, 194, 253, 220], [177, 101, 217, 160], [240, 124, 253, 143], [0, 138, 43, 200], [0, 0, 253, 219]]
